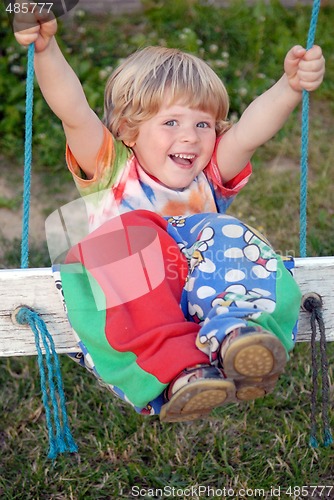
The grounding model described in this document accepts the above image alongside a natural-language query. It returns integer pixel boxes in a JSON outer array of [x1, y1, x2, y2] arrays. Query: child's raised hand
[[13, 4, 57, 53], [284, 45, 325, 93]]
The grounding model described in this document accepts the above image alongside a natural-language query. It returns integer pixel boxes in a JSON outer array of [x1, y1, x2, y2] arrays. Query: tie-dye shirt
[[66, 125, 251, 231]]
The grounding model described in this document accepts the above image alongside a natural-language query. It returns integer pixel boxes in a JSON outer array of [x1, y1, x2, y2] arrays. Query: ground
[[0, 155, 77, 260]]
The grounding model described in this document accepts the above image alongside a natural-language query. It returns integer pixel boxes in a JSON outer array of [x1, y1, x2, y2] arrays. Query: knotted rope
[[19, 43, 78, 459], [300, 0, 332, 448], [16, 307, 78, 459], [303, 296, 333, 448]]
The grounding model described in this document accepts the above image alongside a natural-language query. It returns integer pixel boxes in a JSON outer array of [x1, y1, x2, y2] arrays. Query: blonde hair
[[103, 46, 231, 145]]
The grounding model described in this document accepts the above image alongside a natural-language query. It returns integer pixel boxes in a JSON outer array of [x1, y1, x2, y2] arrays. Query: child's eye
[[197, 122, 210, 128], [165, 120, 178, 126]]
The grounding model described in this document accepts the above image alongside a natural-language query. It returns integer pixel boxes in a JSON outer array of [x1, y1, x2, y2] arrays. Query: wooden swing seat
[[0, 256, 333, 357]]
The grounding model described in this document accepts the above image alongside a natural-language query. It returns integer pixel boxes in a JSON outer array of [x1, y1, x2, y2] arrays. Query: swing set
[[0, 0, 332, 458]]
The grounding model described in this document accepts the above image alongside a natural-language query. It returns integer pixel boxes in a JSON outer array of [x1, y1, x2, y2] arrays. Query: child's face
[[131, 102, 217, 190]]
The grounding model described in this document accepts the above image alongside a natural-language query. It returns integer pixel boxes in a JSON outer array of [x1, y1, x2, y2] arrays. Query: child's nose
[[180, 126, 199, 143]]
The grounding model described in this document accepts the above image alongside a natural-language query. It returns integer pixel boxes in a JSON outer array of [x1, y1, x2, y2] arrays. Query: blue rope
[[20, 44, 78, 459], [21, 43, 35, 269], [301, 2, 332, 449], [16, 308, 78, 459], [300, 0, 321, 258]]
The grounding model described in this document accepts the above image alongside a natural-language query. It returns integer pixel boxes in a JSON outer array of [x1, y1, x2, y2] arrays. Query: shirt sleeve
[[204, 135, 252, 213], [66, 125, 130, 196], [204, 135, 252, 196]]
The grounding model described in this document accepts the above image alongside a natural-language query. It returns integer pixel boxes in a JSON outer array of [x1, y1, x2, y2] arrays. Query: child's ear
[[118, 120, 136, 148], [123, 139, 136, 148]]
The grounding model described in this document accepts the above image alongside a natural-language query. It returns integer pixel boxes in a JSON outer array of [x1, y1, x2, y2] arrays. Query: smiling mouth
[[169, 153, 196, 166]]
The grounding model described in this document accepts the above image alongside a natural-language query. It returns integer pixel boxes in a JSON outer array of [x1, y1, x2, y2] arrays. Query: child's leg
[[169, 213, 302, 400], [61, 209, 229, 414]]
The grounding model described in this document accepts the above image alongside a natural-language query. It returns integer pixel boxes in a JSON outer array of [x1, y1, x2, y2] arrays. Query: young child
[[14, 10, 325, 422]]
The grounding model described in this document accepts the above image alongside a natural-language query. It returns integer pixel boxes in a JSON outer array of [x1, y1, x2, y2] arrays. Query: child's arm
[[217, 45, 325, 183], [14, 9, 103, 179]]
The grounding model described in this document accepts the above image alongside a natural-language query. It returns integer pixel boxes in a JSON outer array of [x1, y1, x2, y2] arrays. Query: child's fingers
[[285, 45, 323, 70], [296, 69, 325, 91], [12, 2, 56, 34], [285, 45, 306, 64], [284, 45, 306, 78], [285, 44, 325, 92], [13, 12, 40, 46], [302, 45, 323, 61], [298, 46, 325, 90], [13, 3, 57, 50], [299, 53, 325, 71]]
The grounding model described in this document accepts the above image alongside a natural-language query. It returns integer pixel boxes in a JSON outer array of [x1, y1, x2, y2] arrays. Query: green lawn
[[0, 1, 333, 497], [1, 344, 333, 498]]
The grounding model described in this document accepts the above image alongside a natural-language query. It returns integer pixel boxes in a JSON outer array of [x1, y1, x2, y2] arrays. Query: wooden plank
[[0, 267, 78, 356], [0, 256, 333, 356], [294, 257, 334, 342]]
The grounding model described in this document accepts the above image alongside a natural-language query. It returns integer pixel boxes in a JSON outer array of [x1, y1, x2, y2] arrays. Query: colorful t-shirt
[[66, 125, 251, 231]]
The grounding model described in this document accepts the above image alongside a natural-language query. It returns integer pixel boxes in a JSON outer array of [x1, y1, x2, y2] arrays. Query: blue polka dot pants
[[166, 213, 302, 361]]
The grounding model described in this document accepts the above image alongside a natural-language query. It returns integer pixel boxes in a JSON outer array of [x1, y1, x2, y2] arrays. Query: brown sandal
[[219, 326, 287, 401], [160, 365, 235, 423]]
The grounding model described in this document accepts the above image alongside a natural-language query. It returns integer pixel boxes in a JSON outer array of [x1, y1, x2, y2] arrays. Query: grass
[[0, 0, 333, 497], [1, 344, 333, 498], [0, 196, 20, 210]]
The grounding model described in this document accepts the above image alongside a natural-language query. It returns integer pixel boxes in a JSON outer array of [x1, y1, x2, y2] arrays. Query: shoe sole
[[159, 378, 235, 423], [221, 333, 287, 402]]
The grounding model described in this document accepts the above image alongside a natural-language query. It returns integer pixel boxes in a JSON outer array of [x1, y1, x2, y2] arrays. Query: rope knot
[[301, 293, 322, 313], [302, 292, 333, 448], [13, 305, 78, 459], [15, 306, 33, 325]]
